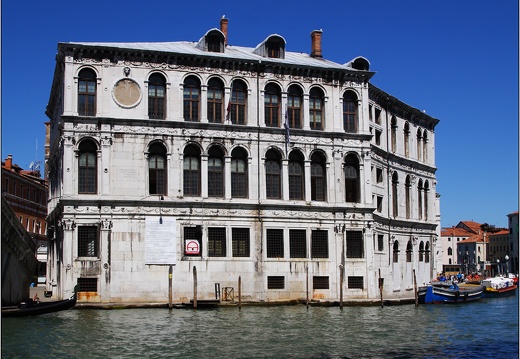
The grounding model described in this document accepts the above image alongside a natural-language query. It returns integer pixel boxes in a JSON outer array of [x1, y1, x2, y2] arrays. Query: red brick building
[[2, 154, 48, 279]]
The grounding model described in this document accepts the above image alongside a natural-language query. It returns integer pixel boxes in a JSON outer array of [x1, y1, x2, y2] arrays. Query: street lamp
[[505, 255, 510, 276], [496, 258, 500, 276]]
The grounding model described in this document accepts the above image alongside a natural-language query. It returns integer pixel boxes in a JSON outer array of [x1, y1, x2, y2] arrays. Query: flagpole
[[284, 104, 290, 157]]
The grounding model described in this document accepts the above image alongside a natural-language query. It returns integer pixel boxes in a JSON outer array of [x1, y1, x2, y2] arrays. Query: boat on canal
[[418, 282, 482, 304], [2, 290, 77, 318], [481, 276, 517, 298]]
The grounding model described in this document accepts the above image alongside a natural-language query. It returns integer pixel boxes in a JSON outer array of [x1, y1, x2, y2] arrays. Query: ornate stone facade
[[45, 21, 440, 304]]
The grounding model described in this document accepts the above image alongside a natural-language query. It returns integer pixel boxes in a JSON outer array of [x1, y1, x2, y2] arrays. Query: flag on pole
[[284, 105, 290, 154], [225, 98, 232, 123], [225, 83, 233, 123]]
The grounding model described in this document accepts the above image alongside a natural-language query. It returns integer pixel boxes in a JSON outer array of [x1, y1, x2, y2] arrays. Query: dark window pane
[[267, 229, 284, 258], [346, 231, 363, 258], [289, 229, 306, 258]]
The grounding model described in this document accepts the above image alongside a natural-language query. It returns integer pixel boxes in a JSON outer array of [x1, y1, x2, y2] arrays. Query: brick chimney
[[5, 154, 12, 171], [220, 16, 229, 45], [311, 30, 323, 58]]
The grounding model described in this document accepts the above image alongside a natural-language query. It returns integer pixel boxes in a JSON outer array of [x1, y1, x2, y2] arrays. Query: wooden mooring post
[[413, 269, 418, 307], [238, 276, 242, 310], [339, 264, 344, 310], [379, 268, 383, 308], [193, 266, 197, 309], [168, 265, 173, 310], [306, 266, 309, 310]]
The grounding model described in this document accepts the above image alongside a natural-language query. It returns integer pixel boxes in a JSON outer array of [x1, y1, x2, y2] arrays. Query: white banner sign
[[145, 216, 176, 265]]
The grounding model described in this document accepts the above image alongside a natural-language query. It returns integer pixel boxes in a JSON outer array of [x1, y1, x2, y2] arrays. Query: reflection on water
[[2, 294, 518, 358]]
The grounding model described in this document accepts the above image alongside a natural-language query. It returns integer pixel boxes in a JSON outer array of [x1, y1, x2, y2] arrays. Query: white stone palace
[[45, 18, 441, 304]]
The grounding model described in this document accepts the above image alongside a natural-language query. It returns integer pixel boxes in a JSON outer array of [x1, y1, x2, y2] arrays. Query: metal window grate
[[313, 276, 329, 289], [267, 229, 284, 258], [267, 276, 285, 289], [78, 278, 98, 292], [232, 228, 250, 257], [348, 276, 364, 289], [311, 230, 328, 258], [346, 231, 363, 258], [289, 229, 306, 258], [184, 226, 202, 256], [208, 227, 226, 257], [78, 226, 98, 257]]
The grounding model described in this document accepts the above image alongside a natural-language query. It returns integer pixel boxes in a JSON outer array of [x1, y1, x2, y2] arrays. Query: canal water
[[2, 294, 518, 358]]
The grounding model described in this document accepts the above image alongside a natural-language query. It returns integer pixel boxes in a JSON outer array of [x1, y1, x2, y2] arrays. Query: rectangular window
[[184, 226, 202, 257], [377, 235, 384, 252], [313, 276, 329, 290], [289, 229, 306, 258], [377, 196, 383, 212], [311, 230, 328, 258], [266, 229, 284, 258], [78, 226, 99, 257], [232, 228, 250, 257], [348, 276, 364, 289], [375, 130, 381, 146], [267, 276, 284, 289], [375, 108, 381, 125], [208, 227, 226, 257], [346, 231, 364, 258], [78, 278, 98, 292], [376, 168, 383, 183]]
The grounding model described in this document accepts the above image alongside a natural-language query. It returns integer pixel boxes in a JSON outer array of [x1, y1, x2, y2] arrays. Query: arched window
[[309, 87, 324, 130], [207, 78, 224, 123], [404, 122, 410, 158], [230, 80, 247, 125], [231, 147, 248, 198], [311, 152, 326, 201], [183, 76, 200, 122], [419, 241, 424, 262], [78, 140, 97, 194], [183, 145, 201, 196], [78, 68, 96, 116], [392, 172, 399, 217], [448, 247, 452, 256], [406, 240, 412, 262], [208, 146, 224, 197], [425, 242, 430, 263], [416, 129, 423, 162], [424, 181, 430, 220], [264, 83, 281, 127], [393, 241, 399, 263], [148, 73, 166, 119], [343, 91, 357, 133], [265, 149, 282, 199], [287, 85, 302, 129], [345, 154, 360, 203], [148, 143, 167, 195], [391, 117, 397, 153], [288, 151, 304, 200], [418, 179, 424, 220], [405, 175, 411, 219]]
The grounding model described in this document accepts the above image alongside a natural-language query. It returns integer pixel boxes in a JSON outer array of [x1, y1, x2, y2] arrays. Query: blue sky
[[1, 1, 518, 228]]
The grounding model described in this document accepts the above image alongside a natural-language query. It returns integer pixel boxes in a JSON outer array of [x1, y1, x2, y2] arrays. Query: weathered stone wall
[[2, 197, 38, 306]]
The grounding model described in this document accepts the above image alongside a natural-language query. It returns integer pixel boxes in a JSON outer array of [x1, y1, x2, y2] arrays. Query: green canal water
[[2, 294, 518, 358]]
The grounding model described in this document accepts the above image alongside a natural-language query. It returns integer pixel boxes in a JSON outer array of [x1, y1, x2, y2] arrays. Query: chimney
[[5, 154, 12, 171], [220, 16, 229, 45], [311, 30, 323, 58]]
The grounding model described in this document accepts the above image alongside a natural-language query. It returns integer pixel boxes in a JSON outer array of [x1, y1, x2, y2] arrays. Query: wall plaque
[[113, 78, 142, 108]]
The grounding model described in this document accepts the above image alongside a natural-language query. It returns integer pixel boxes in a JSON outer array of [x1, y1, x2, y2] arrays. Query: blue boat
[[418, 282, 482, 304]]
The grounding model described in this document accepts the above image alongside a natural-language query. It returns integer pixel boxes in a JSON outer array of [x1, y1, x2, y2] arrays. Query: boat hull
[[481, 285, 517, 298], [2, 293, 76, 317], [418, 284, 482, 304]]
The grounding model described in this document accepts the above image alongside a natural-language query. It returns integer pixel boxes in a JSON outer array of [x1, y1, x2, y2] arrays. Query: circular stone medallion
[[113, 79, 142, 108]]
